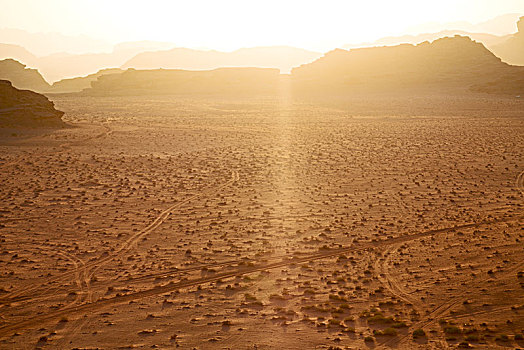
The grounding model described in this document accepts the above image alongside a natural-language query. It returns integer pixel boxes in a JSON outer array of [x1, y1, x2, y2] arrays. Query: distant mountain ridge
[[0, 28, 112, 56], [343, 30, 509, 50], [1, 36, 522, 97], [0, 43, 320, 82], [122, 46, 322, 74], [405, 13, 522, 36], [343, 15, 524, 67], [0, 40, 177, 82]]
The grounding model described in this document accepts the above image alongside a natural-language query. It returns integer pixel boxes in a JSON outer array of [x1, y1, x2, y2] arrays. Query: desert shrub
[[444, 325, 462, 334], [392, 321, 407, 328], [465, 334, 479, 341], [413, 328, 426, 338], [364, 336, 374, 342], [495, 334, 509, 342], [367, 314, 393, 324], [514, 333, 523, 340], [328, 319, 341, 327], [244, 293, 257, 301]]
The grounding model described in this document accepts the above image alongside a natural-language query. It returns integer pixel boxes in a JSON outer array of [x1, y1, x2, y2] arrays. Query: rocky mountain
[[0, 59, 50, 92], [122, 46, 322, 74], [490, 16, 524, 65], [292, 36, 524, 95], [84, 67, 280, 96], [0, 80, 64, 127]]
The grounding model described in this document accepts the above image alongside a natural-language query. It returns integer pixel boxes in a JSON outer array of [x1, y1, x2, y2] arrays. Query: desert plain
[[0, 93, 523, 349]]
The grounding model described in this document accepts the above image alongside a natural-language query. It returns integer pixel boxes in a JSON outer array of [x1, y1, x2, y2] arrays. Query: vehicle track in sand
[[388, 258, 524, 348], [0, 123, 113, 304], [516, 170, 524, 196], [0, 170, 240, 308], [374, 220, 523, 348], [374, 244, 419, 306], [0, 215, 521, 339], [55, 252, 86, 308]]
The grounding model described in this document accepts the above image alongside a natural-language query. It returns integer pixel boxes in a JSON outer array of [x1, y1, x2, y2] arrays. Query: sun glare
[[1, 0, 523, 51]]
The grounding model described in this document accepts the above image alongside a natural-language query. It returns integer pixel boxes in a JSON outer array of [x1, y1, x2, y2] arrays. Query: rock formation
[[0, 80, 64, 127], [84, 67, 280, 96], [50, 68, 123, 93], [0, 59, 50, 92], [491, 16, 524, 65], [292, 36, 524, 95]]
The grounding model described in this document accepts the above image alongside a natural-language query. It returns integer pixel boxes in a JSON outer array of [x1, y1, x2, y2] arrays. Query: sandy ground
[[0, 93, 523, 349]]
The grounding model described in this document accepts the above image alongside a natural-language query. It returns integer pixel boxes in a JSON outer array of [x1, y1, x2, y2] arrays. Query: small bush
[[413, 328, 426, 338], [392, 321, 407, 328], [495, 334, 509, 342], [444, 325, 462, 335], [383, 327, 398, 336], [465, 334, 479, 342], [367, 314, 393, 324], [328, 319, 341, 327]]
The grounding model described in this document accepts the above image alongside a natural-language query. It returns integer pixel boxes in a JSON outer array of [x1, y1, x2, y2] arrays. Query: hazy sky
[[1, 0, 523, 51]]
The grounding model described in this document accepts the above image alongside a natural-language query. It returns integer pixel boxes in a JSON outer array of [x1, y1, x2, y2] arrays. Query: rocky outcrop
[[0, 59, 50, 92], [0, 80, 64, 127], [50, 68, 123, 93], [491, 16, 524, 65], [292, 36, 524, 94], [84, 67, 280, 96]]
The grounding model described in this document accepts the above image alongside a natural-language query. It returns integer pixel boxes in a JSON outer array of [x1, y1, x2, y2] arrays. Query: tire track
[[516, 170, 524, 196], [0, 170, 240, 307], [374, 244, 418, 306], [392, 254, 524, 348], [0, 215, 520, 339], [0, 122, 113, 303], [55, 252, 85, 308]]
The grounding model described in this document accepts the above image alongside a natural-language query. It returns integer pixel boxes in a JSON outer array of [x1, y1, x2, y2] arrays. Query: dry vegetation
[[0, 93, 522, 349]]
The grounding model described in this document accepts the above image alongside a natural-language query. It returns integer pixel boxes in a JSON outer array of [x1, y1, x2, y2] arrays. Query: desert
[[1, 2, 524, 349], [0, 91, 523, 349]]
